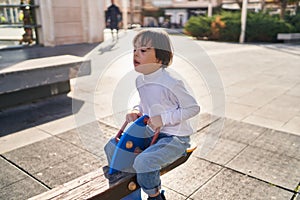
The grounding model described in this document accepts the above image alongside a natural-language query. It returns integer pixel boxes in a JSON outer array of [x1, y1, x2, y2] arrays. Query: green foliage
[[246, 12, 294, 42], [285, 12, 300, 32], [184, 16, 212, 38], [184, 10, 297, 43], [218, 11, 241, 41]]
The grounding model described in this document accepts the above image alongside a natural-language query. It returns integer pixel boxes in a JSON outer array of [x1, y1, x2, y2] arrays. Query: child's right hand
[[126, 112, 142, 123]]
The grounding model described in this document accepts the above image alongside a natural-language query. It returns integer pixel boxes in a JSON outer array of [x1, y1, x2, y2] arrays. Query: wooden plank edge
[[30, 150, 195, 200]]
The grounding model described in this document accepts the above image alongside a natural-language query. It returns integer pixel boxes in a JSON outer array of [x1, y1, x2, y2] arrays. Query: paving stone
[[205, 118, 268, 145], [191, 118, 265, 159], [225, 101, 255, 121], [161, 156, 222, 197], [252, 129, 300, 160], [160, 189, 192, 200], [0, 127, 51, 154], [281, 115, 300, 136], [33, 151, 103, 188], [243, 114, 285, 131], [191, 117, 228, 154], [227, 146, 300, 191], [191, 168, 293, 200], [142, 189, 192, 200], [197, 113, 220, 130], [0, 156, 27, 189], [98, 111, 129, 130], [56, 121, 116, 157], [194, 138, 247, 165], [233, 88, 284, 108], [251, 103, 298, 123], [3, 136, 87, 174], [37, 112, 96, 136], [52, 128, 87, 149], [0, 176, 48, 200], [221, 119, 268, 144]]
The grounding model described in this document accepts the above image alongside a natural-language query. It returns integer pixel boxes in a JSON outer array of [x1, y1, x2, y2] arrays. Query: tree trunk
[[280, 0, 287, 20], [261, 0, 266, 11]]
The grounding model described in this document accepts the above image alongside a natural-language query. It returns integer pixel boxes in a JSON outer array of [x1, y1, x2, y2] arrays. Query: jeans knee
[[133, 154, 147, 173], [133, 154, 158, 173]]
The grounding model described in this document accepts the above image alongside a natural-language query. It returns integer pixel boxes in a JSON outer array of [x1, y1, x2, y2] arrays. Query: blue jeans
[[104, 126, 190, 196]]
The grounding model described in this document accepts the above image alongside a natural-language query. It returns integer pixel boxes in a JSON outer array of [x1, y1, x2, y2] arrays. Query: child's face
[[133, 39, 162, 75]]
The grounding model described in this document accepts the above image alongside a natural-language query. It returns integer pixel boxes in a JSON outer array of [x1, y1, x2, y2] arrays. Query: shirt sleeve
[[134, 77, 144, 114], [160, 80, 200, 126], [132, 104, 143, 113]]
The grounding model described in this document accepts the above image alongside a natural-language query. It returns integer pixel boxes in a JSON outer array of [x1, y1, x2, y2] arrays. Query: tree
[[279, 0, 299, 20], [280, 0, 288, 19]]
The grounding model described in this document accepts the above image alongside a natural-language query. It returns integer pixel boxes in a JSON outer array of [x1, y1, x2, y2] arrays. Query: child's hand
[[126, 111, 141, 123], [148, 115, 163, 131]]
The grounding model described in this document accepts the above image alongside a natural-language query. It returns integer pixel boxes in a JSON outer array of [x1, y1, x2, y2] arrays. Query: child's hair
[[133, 29, 173, 67]]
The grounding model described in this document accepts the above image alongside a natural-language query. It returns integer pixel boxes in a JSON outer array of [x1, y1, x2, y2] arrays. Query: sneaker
[[147, 190, 166, 200], [102, 166, 135, 186]]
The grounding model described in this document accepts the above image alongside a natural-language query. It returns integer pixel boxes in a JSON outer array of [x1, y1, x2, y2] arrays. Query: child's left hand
[[148, 115, 163, 131]]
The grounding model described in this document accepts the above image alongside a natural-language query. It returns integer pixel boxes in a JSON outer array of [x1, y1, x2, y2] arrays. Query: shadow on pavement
[[0, 94, 84, 137], [98, 40, 119, 55]]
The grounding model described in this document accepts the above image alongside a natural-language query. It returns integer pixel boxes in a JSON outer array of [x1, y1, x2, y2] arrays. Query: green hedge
[[285, 12, 300, 32], [246, 12, 294, 42], [184, 11, 296, 42], [218, 11, 241, 41], [184, 15, 212, 38]]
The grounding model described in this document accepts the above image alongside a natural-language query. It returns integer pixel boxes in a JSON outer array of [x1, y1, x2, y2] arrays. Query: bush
[[217, 11, 241, 41], [184, 16, 212, 38], [246, 12, 294, 42], [184, 11, 296, 42], [285, 12, 300, 32]]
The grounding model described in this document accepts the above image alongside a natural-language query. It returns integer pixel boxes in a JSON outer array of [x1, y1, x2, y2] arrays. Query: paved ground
[[0, 29, 299, 199]]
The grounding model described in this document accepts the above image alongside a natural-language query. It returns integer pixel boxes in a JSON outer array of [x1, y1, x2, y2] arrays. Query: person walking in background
[[106, 0, 122, 40]]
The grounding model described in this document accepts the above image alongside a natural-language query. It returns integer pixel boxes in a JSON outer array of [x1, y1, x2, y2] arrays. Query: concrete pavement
[[0, 29, 299, 199]]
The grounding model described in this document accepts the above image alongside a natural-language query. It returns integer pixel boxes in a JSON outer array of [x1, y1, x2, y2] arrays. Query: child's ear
[[156, 59, 162, 64]]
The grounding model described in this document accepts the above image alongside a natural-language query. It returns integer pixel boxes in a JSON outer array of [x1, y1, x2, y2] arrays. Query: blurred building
[[1, 0, 298, 47], [0, 0, 105, 46], [148, 0, 220, 28], [104, 0, 298, 29], [104, 0, 219, 28]]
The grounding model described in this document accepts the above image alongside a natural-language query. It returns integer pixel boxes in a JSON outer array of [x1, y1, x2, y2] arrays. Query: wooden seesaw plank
[[29, 147, 195, 200]]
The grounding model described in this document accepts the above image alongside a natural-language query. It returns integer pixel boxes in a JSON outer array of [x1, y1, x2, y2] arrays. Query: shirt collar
[[143, 68, 164, 81]]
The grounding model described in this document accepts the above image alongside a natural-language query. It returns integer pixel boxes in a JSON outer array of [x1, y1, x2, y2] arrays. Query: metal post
[[8, 0, 15, 23], [239, 0, 248, 43], [122, 0, 128, 30], [130, 0, 133, 24], [208, 0, 213, 17], [141, 0, 144, 26], [3, 2, 8, 22]]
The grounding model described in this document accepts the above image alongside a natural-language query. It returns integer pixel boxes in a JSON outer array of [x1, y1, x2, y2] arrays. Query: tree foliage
[[184, 11, 296, 42]]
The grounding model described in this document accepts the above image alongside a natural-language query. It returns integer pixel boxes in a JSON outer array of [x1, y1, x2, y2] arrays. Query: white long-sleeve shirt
[[135, 68, 200, 136]]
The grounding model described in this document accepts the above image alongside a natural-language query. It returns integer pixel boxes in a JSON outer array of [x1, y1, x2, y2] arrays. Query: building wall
[[36, 0, 105, 46], [172, 0, 219, 8]]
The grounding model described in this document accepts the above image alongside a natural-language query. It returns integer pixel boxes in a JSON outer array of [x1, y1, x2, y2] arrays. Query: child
[[105, 29, 200, 200]]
